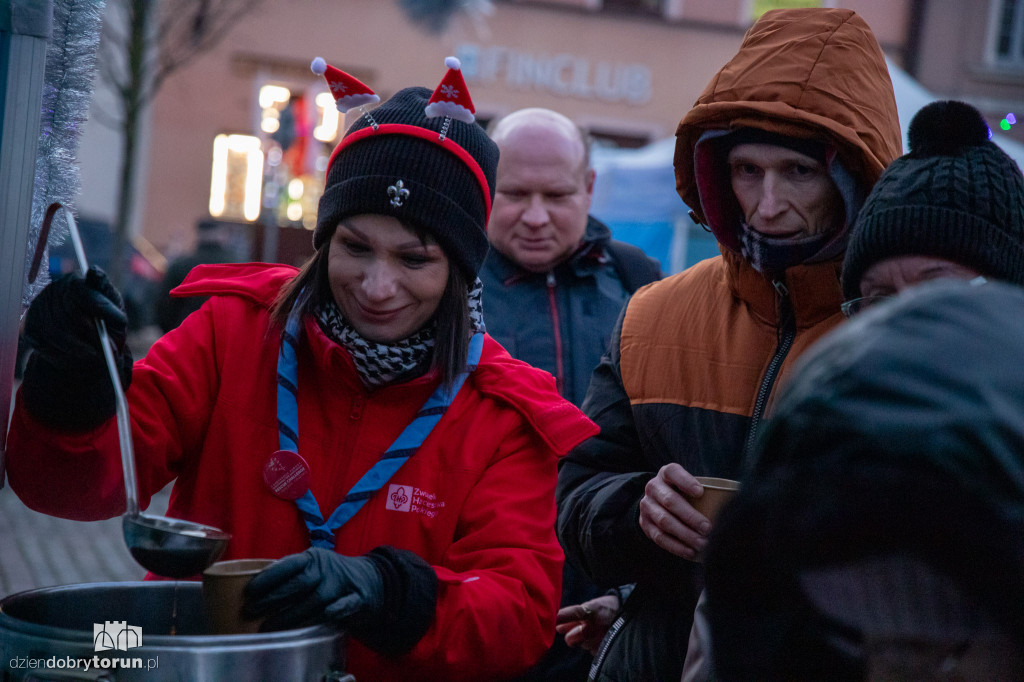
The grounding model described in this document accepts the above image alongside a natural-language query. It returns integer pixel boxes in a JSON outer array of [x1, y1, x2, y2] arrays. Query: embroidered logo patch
[[386, 484, 446, 518], [387, 484, 412, 512]]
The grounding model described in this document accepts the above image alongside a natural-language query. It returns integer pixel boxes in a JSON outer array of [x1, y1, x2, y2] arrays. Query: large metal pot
[[0, 582, 352, 681]]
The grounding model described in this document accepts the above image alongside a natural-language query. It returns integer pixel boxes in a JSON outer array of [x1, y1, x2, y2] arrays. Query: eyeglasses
[[841, 276, 988, 319], [840, 294, 890, 317]]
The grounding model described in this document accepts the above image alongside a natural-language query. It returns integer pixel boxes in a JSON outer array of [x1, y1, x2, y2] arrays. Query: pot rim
[[0, 581, 344, 647]]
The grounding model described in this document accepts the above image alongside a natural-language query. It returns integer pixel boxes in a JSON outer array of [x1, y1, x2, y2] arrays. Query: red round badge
[[263, 450, 312, 500]]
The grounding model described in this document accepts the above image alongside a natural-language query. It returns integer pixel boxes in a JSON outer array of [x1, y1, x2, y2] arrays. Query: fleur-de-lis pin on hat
[[311, 56, 497, 278], [388, 180, 410, 207]]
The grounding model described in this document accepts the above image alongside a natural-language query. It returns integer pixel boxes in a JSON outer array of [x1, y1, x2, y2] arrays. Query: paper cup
[[689, 477, 740, 525], [202, 558, 277, 634]]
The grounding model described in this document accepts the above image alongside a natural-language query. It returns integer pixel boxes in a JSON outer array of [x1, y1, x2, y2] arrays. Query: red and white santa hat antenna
[[425, 56, 475, 125], [311, 57, 380, 113]]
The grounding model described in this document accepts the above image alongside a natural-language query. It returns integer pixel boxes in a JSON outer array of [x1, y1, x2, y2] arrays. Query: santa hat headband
[[313, 56, 489, 217], [425, 56, 476, 124], [311, 57, 497, 278], [310, 57, 379, 112]]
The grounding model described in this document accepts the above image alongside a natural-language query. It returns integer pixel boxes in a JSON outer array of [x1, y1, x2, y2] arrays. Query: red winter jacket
[[7, 263, 599, 681]]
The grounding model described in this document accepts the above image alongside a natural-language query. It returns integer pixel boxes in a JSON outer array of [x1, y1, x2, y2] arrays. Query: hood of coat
[[702, 280, 1024, 679], [675, 8, 903, 251]]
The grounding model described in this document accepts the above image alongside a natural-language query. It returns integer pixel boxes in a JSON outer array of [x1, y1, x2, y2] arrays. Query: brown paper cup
[[689, 476, 740, 525], [202, 558, 277, 634]]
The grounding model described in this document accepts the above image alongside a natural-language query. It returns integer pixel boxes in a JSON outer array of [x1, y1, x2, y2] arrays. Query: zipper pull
[[546, 271, 556, 288], [772, 278, 794, 343]]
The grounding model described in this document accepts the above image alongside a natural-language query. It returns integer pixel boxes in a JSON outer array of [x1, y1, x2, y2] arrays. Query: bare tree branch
[[92, 0, 263, 288], [151, 0, 256, 93]]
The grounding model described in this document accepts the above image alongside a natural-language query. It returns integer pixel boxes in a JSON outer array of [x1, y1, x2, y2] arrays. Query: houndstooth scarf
[[315, 278, 486, 389]]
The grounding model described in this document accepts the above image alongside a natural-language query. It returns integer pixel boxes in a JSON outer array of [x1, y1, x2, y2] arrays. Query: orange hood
[[675, 8, 902, 241]]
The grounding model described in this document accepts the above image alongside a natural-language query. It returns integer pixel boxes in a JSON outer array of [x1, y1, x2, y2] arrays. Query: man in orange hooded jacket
[[556, 8, 903, 681]]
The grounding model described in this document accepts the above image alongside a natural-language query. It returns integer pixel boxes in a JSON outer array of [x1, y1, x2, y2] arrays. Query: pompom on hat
[[842, 100, 1024, 299], [311, 56, 497, 278]]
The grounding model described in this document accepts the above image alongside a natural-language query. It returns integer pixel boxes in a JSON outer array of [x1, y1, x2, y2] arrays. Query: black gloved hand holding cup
[[243, 548, 386, 632], [243, 546, 439, 658]]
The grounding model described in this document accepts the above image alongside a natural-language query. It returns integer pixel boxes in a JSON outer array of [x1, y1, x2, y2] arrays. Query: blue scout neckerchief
[[276, 309, 483, 548]]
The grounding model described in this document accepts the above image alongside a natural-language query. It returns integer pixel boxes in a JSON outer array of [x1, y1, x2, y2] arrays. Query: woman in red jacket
[[8, 59, 597, 681]]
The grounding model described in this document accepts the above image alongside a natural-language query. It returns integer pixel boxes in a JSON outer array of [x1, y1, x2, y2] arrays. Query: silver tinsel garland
[[23, 0, 106, 306]]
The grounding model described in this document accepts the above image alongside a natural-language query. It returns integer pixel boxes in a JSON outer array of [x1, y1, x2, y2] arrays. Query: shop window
[[991, 0, 1024, 68], [256, 81, 345, 229], [208, 79, 344, 228]]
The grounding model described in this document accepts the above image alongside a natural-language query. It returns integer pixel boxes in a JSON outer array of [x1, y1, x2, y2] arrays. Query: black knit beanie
[[717, 127, 829, 166], [842, 100, 1024, 299], [313, 86, 498, 278]]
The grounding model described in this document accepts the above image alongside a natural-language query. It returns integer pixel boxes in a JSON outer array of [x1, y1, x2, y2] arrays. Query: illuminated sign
[[455, 43, 652, 105]]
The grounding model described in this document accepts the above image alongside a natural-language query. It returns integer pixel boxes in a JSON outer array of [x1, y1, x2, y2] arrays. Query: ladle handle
[[61, 205, 141, 517]]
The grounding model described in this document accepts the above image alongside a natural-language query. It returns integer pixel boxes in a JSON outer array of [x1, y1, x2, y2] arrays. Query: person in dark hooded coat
[[702, 279, 1024, 681]]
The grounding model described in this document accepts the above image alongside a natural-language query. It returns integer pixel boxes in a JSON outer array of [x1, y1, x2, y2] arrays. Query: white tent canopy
[[590, 58, 1024, 273]]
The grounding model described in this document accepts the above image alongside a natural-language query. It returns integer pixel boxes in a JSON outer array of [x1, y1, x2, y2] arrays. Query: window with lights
[[208, 78, 348, 228], [257, 83, 345, 229]]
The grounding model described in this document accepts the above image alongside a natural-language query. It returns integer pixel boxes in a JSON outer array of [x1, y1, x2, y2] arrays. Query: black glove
[[244, 547, 385, 631], [21, 266, 132, 430], [244, 546, 438, 657]]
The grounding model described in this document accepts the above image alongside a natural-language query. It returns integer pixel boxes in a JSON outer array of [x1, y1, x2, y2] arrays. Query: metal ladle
[[34, 204, 230, 578]]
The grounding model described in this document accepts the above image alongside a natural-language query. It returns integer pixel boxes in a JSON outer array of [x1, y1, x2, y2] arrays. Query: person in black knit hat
[[8, 57, 598, 681], [840, 99, 1024, 315], [311, 71, 498, 279]]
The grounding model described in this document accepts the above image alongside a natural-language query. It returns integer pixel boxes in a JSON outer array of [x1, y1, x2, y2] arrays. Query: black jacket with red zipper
[[480, 216, 662, 408], [480, 214, 661, 682]]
